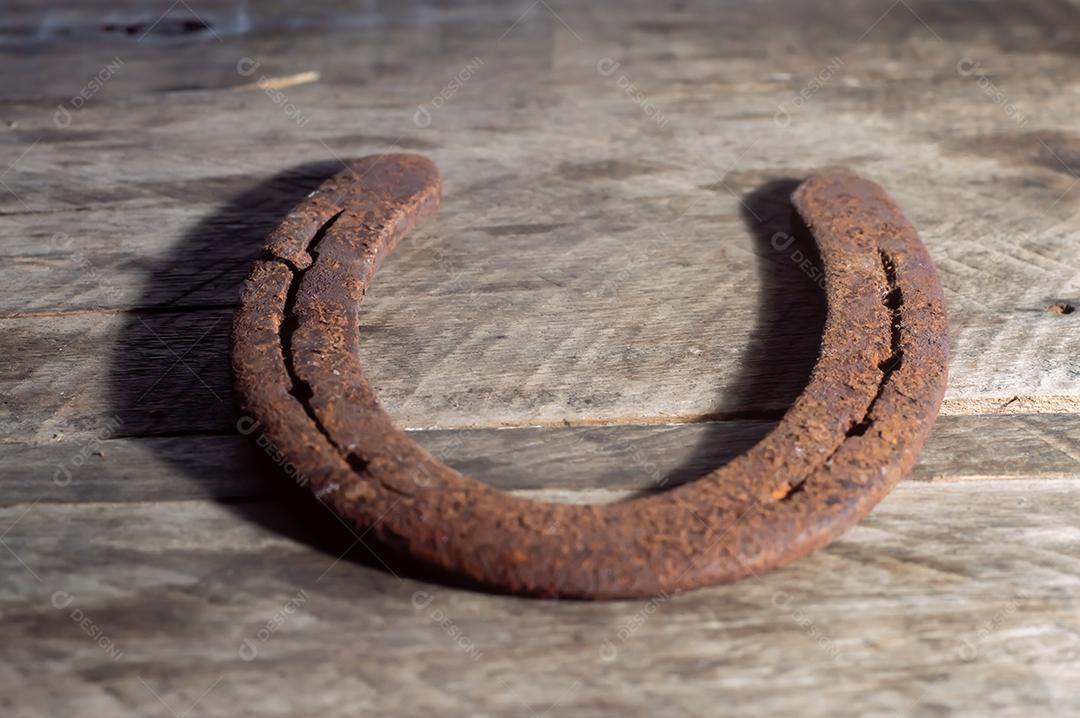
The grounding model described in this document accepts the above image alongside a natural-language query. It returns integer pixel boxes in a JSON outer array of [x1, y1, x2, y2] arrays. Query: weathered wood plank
[[0, 310, 235, 442], [7, 302, 1079, 434], [2, 413, 1078, 506], [3, 128, 1078, 424], [2, 0, 1079, 438], [1, 480, 1078, 717], [0, 299, 822, 441], [3, 301, 1077, 442]]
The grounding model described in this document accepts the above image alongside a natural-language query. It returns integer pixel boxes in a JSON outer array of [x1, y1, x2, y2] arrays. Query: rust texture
[[231, 154, 948, 599]]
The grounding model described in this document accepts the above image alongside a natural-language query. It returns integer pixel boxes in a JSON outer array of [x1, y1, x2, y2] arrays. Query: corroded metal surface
[[231, 154, 948, 599]]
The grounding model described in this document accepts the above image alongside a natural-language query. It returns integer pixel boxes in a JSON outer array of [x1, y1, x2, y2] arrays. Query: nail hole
[[1047, 302, 1076, 315]]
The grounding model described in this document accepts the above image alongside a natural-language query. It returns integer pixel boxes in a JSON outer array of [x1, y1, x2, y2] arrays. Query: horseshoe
[[232, 154, 948, 599]]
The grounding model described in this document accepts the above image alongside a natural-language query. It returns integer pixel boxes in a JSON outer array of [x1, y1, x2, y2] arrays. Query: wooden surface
[[2, 0, 1079, 715]]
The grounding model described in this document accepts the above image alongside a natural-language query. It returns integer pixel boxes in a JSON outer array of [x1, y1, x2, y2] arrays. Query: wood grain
[[2, 413, 1079, 506], [2, 0, 1080, 715], [1, 285, 1076, 442], [1, 481, 1078, 717], [1, 0, 1079, 434]]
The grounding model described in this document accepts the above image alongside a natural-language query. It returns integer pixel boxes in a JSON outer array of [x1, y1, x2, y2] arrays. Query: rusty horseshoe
[[232, 154, 948, 599]]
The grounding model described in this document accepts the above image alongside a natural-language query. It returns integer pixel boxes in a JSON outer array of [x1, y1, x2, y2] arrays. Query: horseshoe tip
[[333, 153, 443, 208]]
